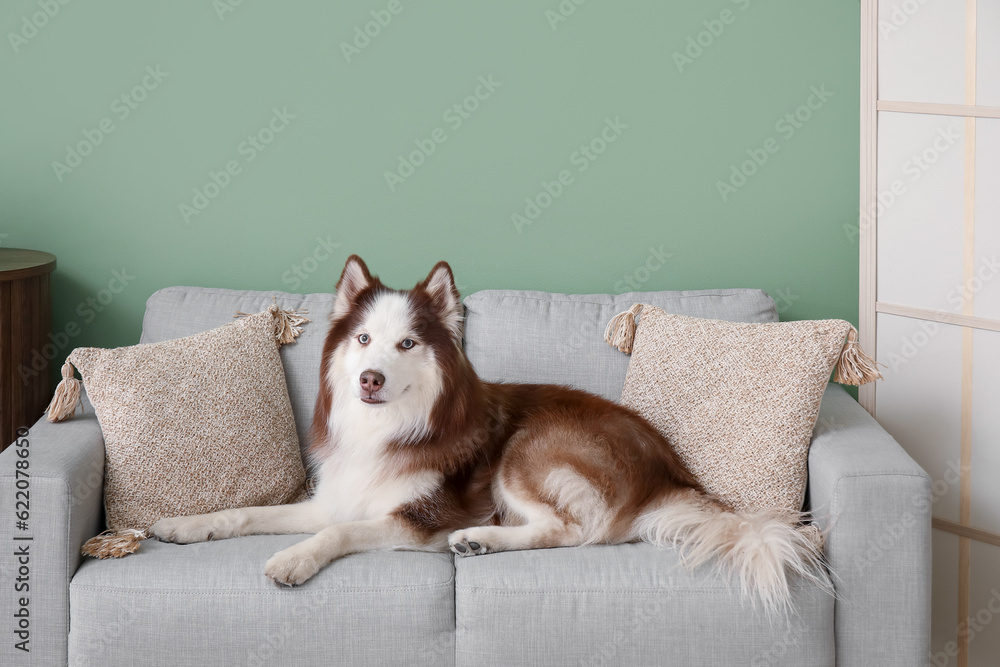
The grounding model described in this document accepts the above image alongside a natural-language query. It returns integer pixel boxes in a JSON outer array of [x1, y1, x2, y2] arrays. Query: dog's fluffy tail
[[635, 488, 830, 615]]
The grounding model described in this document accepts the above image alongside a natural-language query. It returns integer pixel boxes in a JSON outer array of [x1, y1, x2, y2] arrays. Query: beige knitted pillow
[[606, 304, 879, 514], [47, 307, 309, 556]]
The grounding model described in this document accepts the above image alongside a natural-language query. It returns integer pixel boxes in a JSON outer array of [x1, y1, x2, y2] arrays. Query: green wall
[[2, 1, 860, 379]]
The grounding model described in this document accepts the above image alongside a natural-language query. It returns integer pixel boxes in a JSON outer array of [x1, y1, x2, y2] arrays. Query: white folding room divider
[[860, 1, 1000, 665]]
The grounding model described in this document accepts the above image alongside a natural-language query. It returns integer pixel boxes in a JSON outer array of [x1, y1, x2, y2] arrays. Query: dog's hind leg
[[448, 468, 605, 556], [448, 518, 583, 556], [150, 500, 328, 544]]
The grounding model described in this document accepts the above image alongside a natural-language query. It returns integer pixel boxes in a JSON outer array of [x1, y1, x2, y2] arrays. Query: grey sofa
[[1, 286, 931, 667]]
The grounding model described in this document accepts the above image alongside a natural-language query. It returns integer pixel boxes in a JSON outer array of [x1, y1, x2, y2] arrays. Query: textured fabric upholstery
[[810, 384, 932, 667], [454, 542, 835, 667], [0, 393, 105, 667], [69, 536, 456, 667]]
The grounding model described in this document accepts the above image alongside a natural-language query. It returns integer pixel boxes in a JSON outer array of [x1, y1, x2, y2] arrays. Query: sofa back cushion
[[462, 289, 778, 400], [140, 286, 778, 445]]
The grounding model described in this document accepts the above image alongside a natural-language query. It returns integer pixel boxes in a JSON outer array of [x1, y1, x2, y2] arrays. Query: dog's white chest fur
[[314, 399, 442, 524]]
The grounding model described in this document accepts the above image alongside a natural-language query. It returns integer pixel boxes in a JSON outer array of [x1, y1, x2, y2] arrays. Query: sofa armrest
[[808, 384, 931, 667], [0, 393, 105, 666]]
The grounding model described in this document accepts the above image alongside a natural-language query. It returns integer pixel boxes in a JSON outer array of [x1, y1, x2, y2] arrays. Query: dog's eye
[[401, 338, 415, 350], [358, 333, 370, 344]]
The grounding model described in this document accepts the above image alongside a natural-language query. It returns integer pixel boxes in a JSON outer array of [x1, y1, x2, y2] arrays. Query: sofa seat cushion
[[69, 535, 456, 667], [454, 542, 834, 667], [462, 289, 778, 400]]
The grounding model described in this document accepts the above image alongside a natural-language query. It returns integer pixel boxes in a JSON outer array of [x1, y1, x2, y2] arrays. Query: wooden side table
[[0, 249, 56, 450]]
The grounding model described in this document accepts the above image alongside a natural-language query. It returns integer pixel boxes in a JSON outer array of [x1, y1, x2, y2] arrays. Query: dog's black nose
[[360, 370, 385, 393]]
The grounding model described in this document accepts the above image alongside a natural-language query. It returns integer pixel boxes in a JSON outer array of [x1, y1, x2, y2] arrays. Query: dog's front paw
[[265, 545, 321, 587], [150, 515, 220, 544]]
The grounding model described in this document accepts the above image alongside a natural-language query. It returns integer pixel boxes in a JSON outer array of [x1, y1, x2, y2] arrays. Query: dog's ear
[[333, 255, 372, 319], [421, 261, 462, 338]]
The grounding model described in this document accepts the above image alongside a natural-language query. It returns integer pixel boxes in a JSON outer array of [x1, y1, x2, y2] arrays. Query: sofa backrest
[[462, 289, 777, 401], [140, 286, 777, 448]]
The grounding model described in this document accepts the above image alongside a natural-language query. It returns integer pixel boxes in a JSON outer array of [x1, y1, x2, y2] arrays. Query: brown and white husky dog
[[151, 256, 826, 613]]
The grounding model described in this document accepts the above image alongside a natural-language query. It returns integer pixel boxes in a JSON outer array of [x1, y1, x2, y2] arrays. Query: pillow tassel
[[604, 303, 644, 353], [235, 299, 310, 346], [834, 326, 883, 385], [269, 303, 310, 345], [81, 528, 148, 559], [45, 359, 83, 423]]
